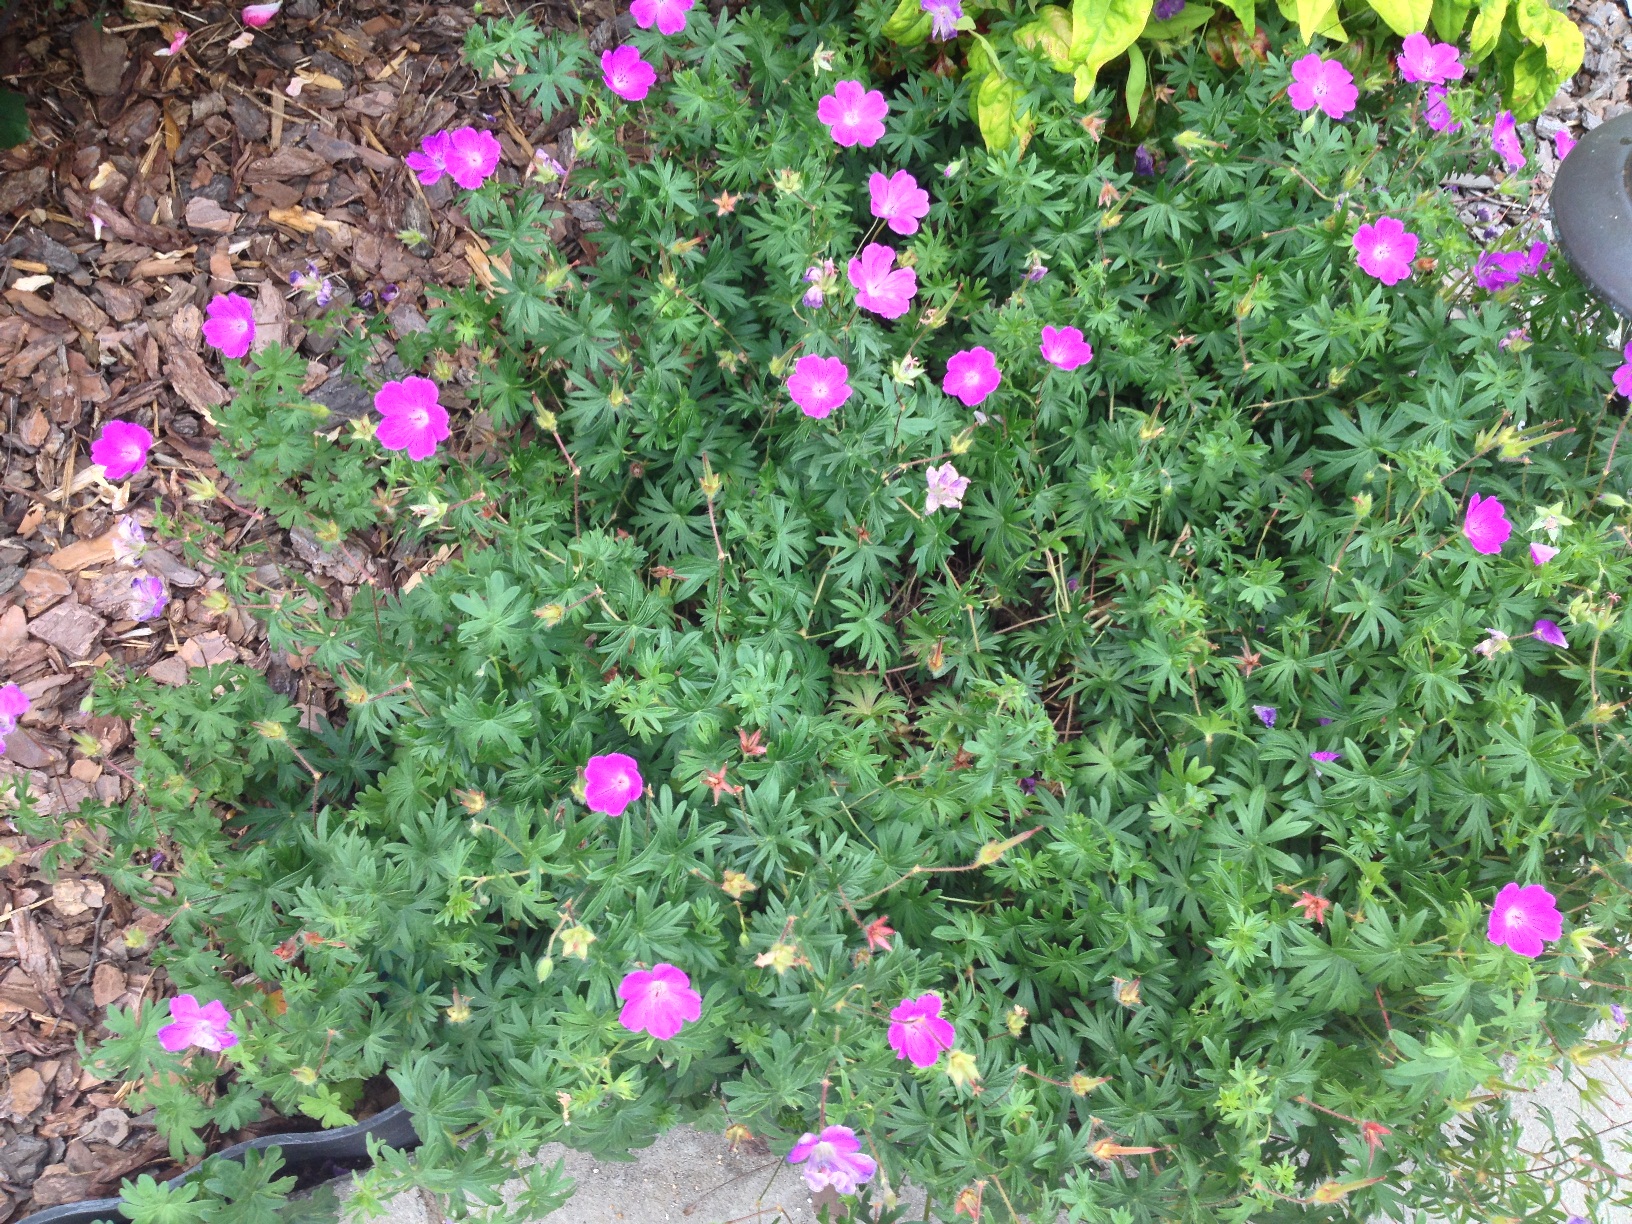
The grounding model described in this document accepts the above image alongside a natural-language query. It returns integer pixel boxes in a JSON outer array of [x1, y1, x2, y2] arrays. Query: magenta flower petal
[[942, 347, 1001, 407], [1352, 216, 1419, 285], [1530, 542, 1558, 566], [817, 80, 888, 148], [157, 993, 238, 1053], [202, 292, 257, 359], [868, 170, 930, 236], [241, 1, 281, 26], [1534, 618, 1568, 648], [1463, 492, 1512, 555], [444, 128, 502, 190], [92, 421, 154, 482], [887, 992, 956, 1067], [1397, 32, 1465, 84], [787, 355, 852, 419], [1039, 325, 1094, 371], [1424, 84, 1460, 133], [1286, 53, 1357, 120], [847, 243, 916, 319], [405, 130, 452, 185], [1554, 129, 1576, 160], [1487, 881, 1562, 958], [617, 962, 702, 1039], [1492, 110, 1526, 171], [602, 45, 657, 102], [0, 682, 30, 749], [785, 1124, 878, 1195], [631, 0, 695, 36], [585, 752, 644, 816], [374, 376, 449, 461]]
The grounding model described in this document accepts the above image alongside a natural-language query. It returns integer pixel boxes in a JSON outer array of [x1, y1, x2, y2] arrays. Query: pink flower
[[1286, 54, 1357, 120], [0, 683, 30, 749], [617, 963, 702, 1039], [1463, 492, 1512, 555], [1424, 84, 1460, 133], [1554, 129, 1576, 160], [1616, 341, 1632, 398], [1534, 618, 1568, 648], [241, 1, 281, 26], [1492, 110, 1526, 171], [374, 376, 449, 461], [787, 355, 852, 419], [1352, 216, 1419, 286], [92, 421, 154, 482], [1040, 325, 1094, 372], [602, 45, 657, 102], [444, 128, 502, 190], [817, 80, 888, 148], [1530, 542, 1558, 566], [942, 347, 1001, 407], [157, 994, 239, 1053], [863, 915, 895, 953], [925, 463, 969, 513], [130, 575, 168, 622], [848, 243, 917, 319], [585, 751, 644, 816], [155, 29, 188, 56], [1397, 32, 1464, 84], [868, 170, 930, 236], [406, 130, 454, 185], [202, 292, 257, 359], [786, 1125, 878, 1195], [631, 0, 694, 35], [888, 992, 956, 1067], [1486, 882, 1562, 958]]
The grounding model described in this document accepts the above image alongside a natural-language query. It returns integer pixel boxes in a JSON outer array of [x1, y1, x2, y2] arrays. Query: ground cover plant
[[30, 0, 1632, 1218]]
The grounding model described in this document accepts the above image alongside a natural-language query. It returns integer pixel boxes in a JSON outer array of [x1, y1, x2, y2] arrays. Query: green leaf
[[1430, 0, 1472, 39], [1125, 42, 1148, 122], [120, 1175, 210, 1224], [1364, 0, 1430, 35], [1016, 4, 1076, 70], [1069, 0, 1153, 100], [0, 91, 29, 150], [1500, 40, 1568, 120], [882, 0, 935, 46], [1467, 0, 1507, 61], [1513, 0, 1584, 76], [1143, 3, 1215, 38]]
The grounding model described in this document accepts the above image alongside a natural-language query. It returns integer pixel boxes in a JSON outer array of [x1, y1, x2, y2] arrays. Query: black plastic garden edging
[[1553, 110, 1632, 318], [11, 1102, 420, 1224]]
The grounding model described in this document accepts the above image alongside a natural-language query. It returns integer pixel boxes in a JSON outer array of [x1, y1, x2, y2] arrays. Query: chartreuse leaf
[[1016, 4, 1076, 70], [882, 0, 935, 46], [1500, 40, 1567, 120], [1069, 0, 1153, 101], [1513, 0, 1584, 76], [1430, 0, 1472, 38], [1467, 0, 1507, 61], [1126, 41, 1148, 122], [976, 71, 1022, 149], [1222, 0, 1254, 29], [1143, 3, 1215, 38], [1278, 0, 1348, 42], [1364, 0, 1430, 36]]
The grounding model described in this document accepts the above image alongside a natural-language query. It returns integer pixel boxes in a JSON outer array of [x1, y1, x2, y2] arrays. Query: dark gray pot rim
[[12, 1102, 420, 1224]]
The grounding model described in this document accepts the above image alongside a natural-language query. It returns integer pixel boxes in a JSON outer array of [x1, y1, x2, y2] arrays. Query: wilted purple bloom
[[1613, 1003, 1627, 1027], [1134, 145, 1156, 177], [1317, 717, 1333, 726], [358, 290, 375, 308], [921, 0, 962, 40], [1473, 628, 1509, 658], [1309, 751, 1342, 776], [1066, 577, 1080, 593], [1026, 260, 1048, 283], [1153, 0, 1185, 17], [1424, 85, 1460, 133], [1534, 618, 1568, 648], [802, 259, 835, 309], [379, 284, 400, 303], [1019, 776, 1038, 795], [1500, 327, 1530, 351], [1492, 110, 1525, 171], [1252, 705, 1277, 728], [130, 575, 168, 622], [111, 514, 146, 564]]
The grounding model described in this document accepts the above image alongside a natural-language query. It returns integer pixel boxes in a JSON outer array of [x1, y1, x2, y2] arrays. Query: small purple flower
[[925, 463, 970, 514], [942, 347, 1001, 407], [1025, 253, 1048, 282], [375, 376, 450, 461], [1040, 326, 1094, 372], [158, 994, 239, 1053], [617, 963, 702, 1039], [1464, 493, 1512, 555], [1019, 775, 1039, 795], [1317, 717, 1333, 726], [802, 259, 835, 309], [888, 992, 956, 1067], [817, 80, 888, 149], [405, 130, 454, 185], [585, 752, 644, 816], [602, 45, 657, 102], [921, 0, 963, 41], [1534, 618, 1568, 648], [1616, 341, 1632, 398], [0, 683, 30, 750], [1133, 145, 1156, 177], [445, 127, 503, 190], [1612, 1003, 1626, 1027], [1492, 111, 1526, 171], [130, 574, 168, 622], [379, 284, 400, 304], [1424, 85, 1460, 133], [1252, 705, 1276, 728], [630, 0, 694, 36], [202, 293, 257, 359], [1352, 217, 1419, 286], [1309, 751, 1342, 776], [1153, 0, 1185, 17]]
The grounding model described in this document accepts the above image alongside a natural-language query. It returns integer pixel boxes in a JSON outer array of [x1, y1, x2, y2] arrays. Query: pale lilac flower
[[1530, 542, 1558, 566], [1499, 326, 1530, 351], [801, 260, 835, 308], [921, 0, 962, 40], [158, 994, 239, 1053], [0, 683, 29, 749], [1473, 628, 1509, 658], [817, 80, 888, 149], [868, 170, 930, 236], [1153, 0, 1184, 16], [1287, 54, 1358, 120], [532, 150, 568, 183], [374, 376, 450, 461], [130, 575, 168, 622], [585, 751, 644, 816], [888, 992, 956, 1067], [631, 0, 694, 36], [1613, 1003, 1626, 1027], [942, 347, 1001, 407], [848, 243, 916, 319], [602, 46, 657, 102], [1534, 618, 1568, 648], [1616, 341, 1632, 398], [111, 515, 146, 564], [1252, 705, 1276, 728], [1487, 882, 1562, 958], [1040, 325, 1093, 371], [786, 1125, 878, 1195], [924, 463, 969, 514], [1424, 84, 1460, 133], [406, 130, 454, 185], [617, 963, 702, 1039], [92, 421, 154, 482], [1492, 111, 1525, 171], [1397, 32, 1464, 84], [202, 292, 257, 359], [241, 1, 281, 26], [445, 128, 503, 190], [1554, 129, 1577, 160], [1463, 492, 1512, 555], [1025, 259, 1048, 282], [1352, 217, 1418, 286], [787, 355, 852, 419], [154, 29, 188, 56]]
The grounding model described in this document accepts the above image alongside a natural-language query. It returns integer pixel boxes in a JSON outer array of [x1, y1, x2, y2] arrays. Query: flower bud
[[252, 719, 287, 741], [535, 603, 565, 628], [455, 789, 487, 814], [535, 956, 554, 982], [1005, 1005, 1028, 1037], [536, 408, 559, 432], [701, 471, 723, 499], [291, 1066, 319, 1085], [446, 992, 472, 1023], [946, 1048, 982, 1089]]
